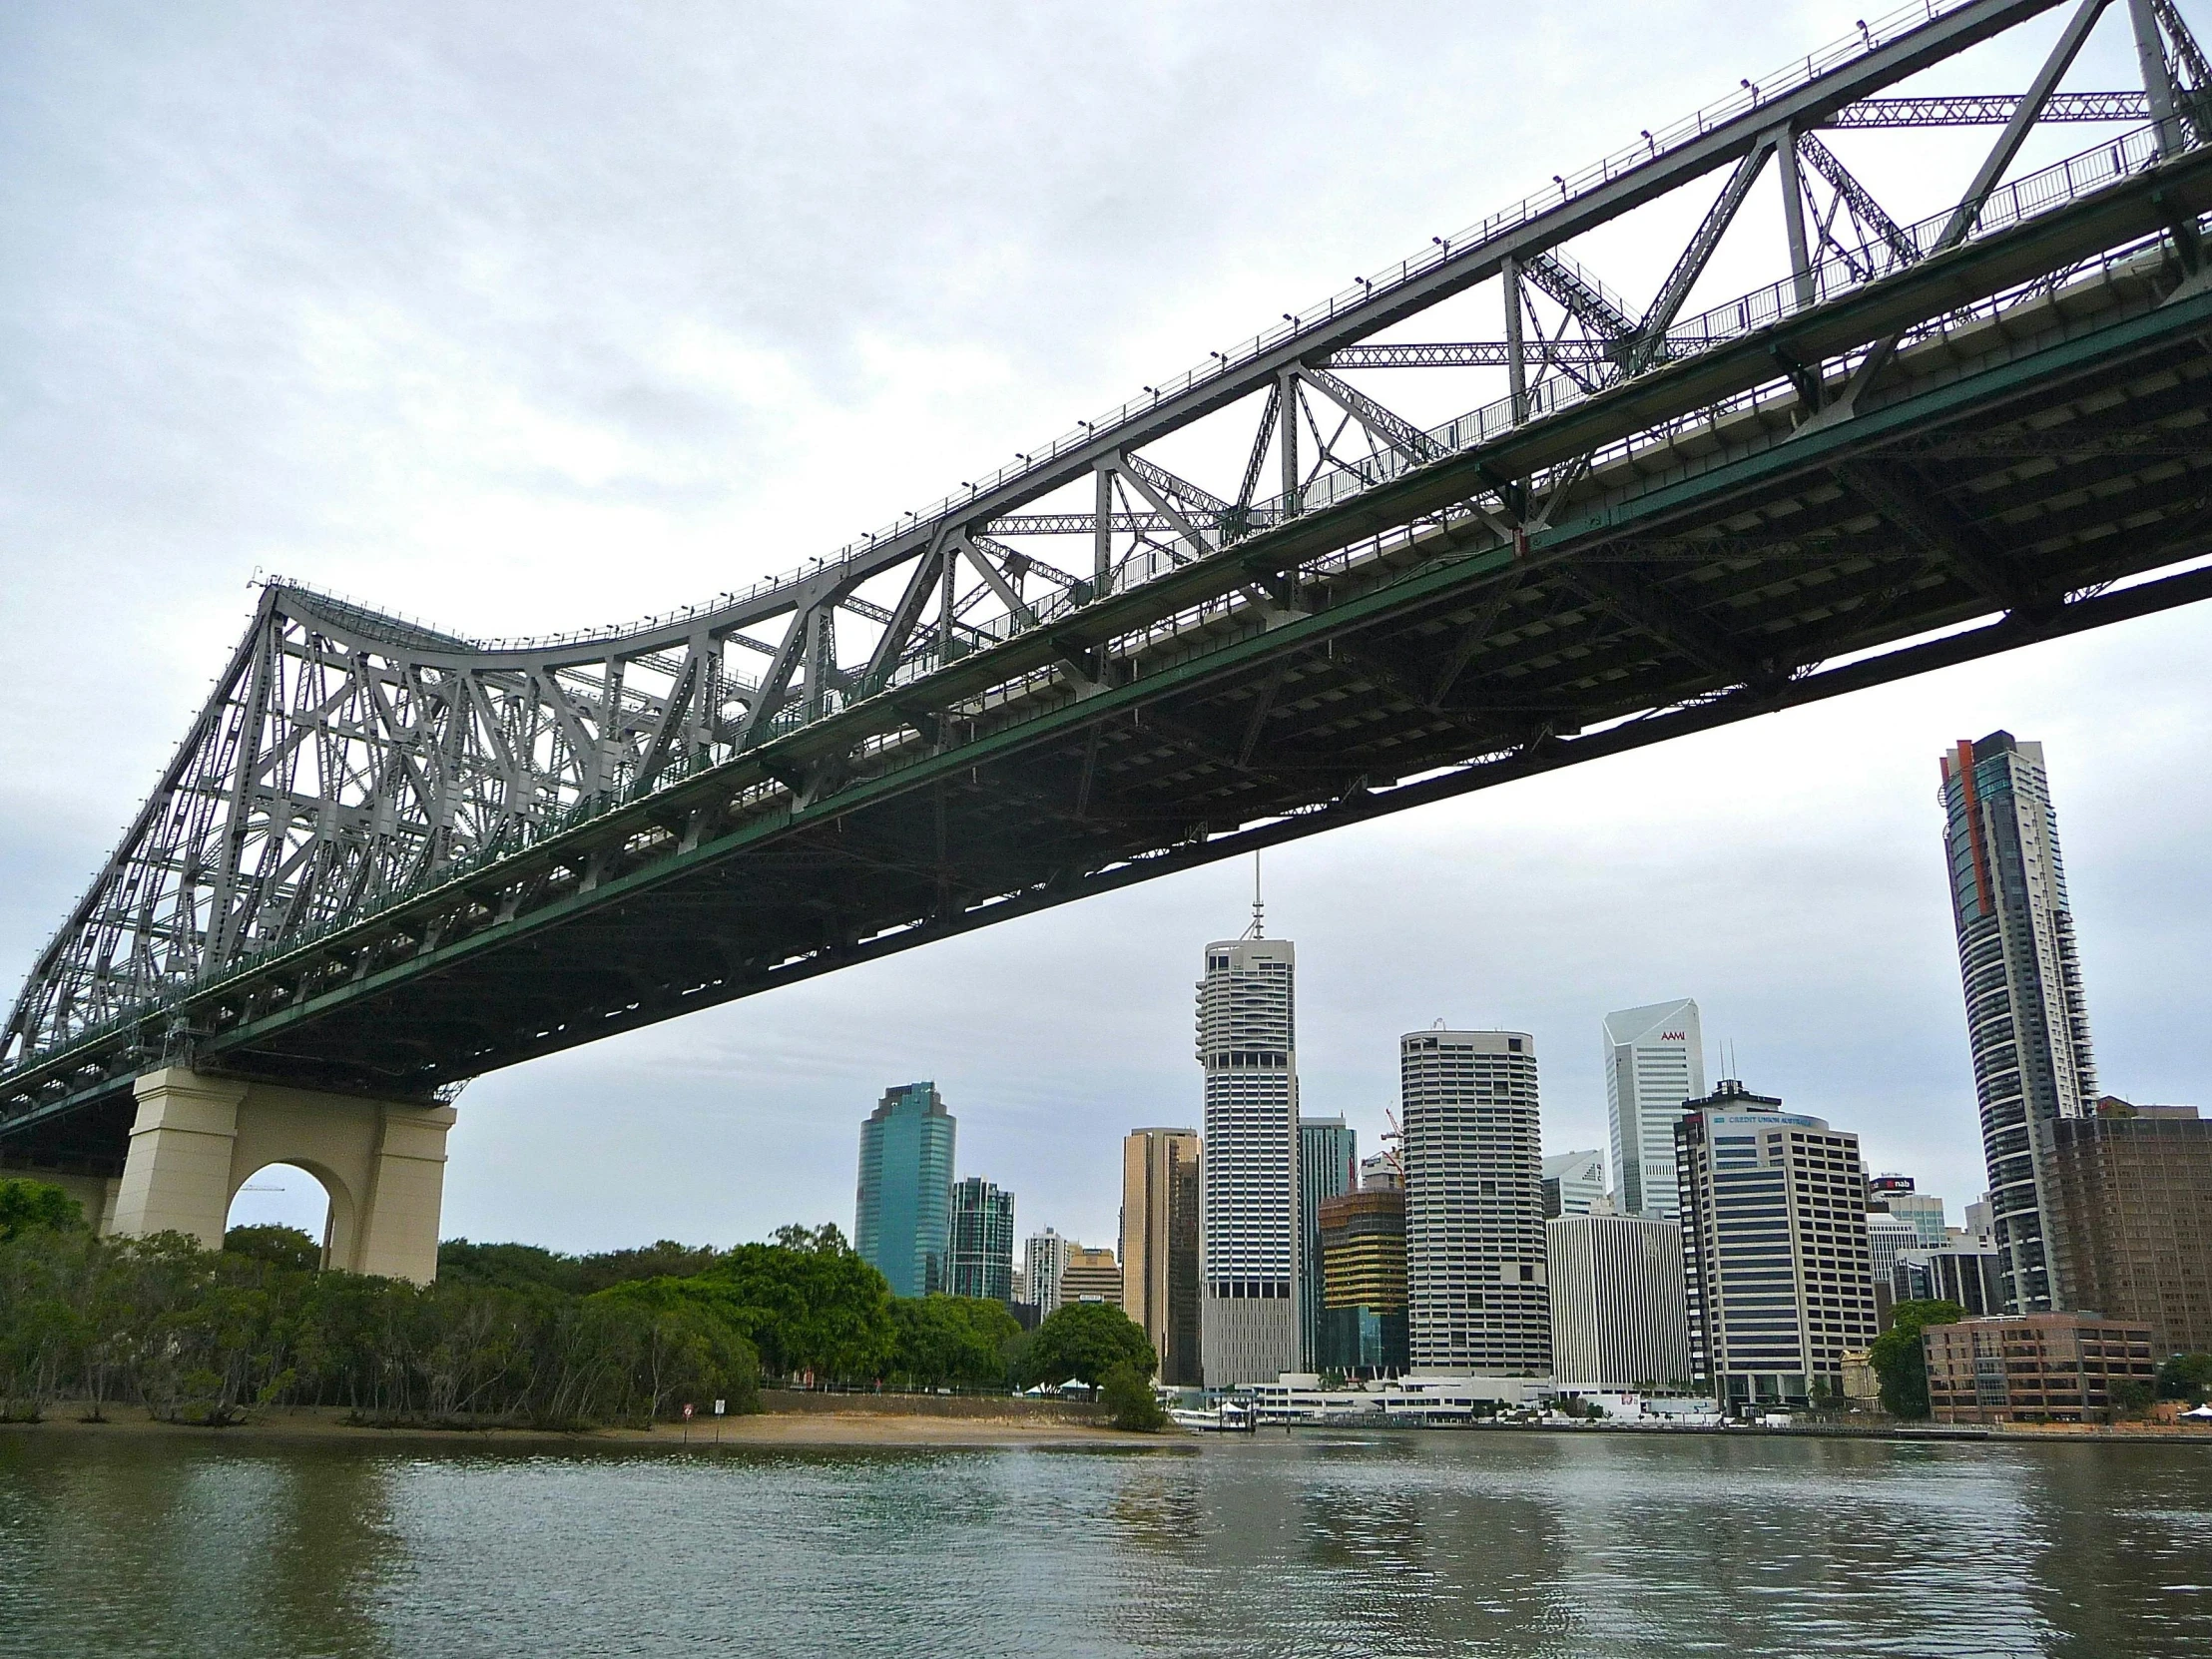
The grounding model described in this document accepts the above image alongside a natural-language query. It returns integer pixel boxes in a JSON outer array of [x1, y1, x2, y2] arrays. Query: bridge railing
[[276, 0, 1975, 670]]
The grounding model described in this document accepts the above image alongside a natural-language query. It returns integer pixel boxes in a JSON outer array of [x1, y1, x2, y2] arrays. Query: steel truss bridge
[[8, 0, 2212, 1172]]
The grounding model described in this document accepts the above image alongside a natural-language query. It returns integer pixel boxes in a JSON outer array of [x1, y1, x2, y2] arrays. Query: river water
[[3, 1428, 2210, 1657]]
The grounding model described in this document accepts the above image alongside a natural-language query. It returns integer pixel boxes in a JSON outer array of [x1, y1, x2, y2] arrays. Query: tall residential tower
[[1604, 999, 1706, 1219], [1401, 1027, 1549, 1375], [1937, 733, 2096, 1314], [948, 1176, 1015, 1302], [1197, 917, 1301, 1385]]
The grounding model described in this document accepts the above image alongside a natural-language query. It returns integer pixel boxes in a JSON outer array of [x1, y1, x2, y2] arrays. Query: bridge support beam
[[106, 1067, 455, 1284]]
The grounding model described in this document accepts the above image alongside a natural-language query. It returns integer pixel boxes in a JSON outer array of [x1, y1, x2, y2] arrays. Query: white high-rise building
[[1024, 1229, 1070, 1317], [1196, 927, 1300, 1385], [1542, 1149, 1608, 1218], [1546, 1212, 1693, 1391], [1401, 1028, 1549, 1375], [1867, 1212, 1922, 1299], [1604, 999, 1707, 1219]]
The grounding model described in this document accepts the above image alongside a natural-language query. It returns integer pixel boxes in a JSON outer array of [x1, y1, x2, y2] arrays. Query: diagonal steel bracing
[[9, 0, 2212, 1157]]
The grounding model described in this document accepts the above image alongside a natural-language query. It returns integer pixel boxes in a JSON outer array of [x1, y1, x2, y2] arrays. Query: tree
[[889, 1296, 1022, 1387], [1019, 1302, 1156, 1388], [1868, 1299, 1964, 1418], [0, 1180, 82, 1244], [576, 1240, 724, 1295], [226, 1224, 321, 1274], [590, 1277, 762, 1414], [2158, 1353, 2212, 1404], [2109, 1379, 2155, 1419], [1100, 1362, 1167, 1430], [436, 1239, 585, 1296], [705, 1226, 896, 1382]]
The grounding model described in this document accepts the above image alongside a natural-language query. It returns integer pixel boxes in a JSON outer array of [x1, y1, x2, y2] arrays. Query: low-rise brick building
[[1924, 1313, 2156, 1423]]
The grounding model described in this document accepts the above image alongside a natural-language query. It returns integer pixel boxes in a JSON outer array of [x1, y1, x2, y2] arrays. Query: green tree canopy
[[1868, 1298, 1964, 1418], [576, 1240, 724, 1294], [588, 1277, 762, 1414], [225, 1224, 321, 1274], [889, 1296, 1022, 1387], [705, 1225, 896, 1382], [2159, 1353, 2212, 1403], [1100, 1361, 1167, 1431], [1020, 1302, 1157, 1388], [436, 1239, 585, 1297], [0, 1180, 82, 1244]]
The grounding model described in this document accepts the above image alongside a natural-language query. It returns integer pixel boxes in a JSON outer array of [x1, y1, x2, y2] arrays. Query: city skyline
[[8, 0, 2207, 1261]]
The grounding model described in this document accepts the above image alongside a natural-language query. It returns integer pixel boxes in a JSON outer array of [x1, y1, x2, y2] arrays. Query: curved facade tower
[[1938, 732, 2097, 1315]]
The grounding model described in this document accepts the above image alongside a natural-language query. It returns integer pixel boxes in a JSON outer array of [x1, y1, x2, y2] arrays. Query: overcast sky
[[3, 1, 2203, 1256]]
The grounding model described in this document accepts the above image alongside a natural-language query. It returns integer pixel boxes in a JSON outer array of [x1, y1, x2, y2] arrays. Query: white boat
[[1169, 1403, 1255, 1432]]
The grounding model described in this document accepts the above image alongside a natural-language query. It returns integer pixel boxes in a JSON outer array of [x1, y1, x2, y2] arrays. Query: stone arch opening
[[225, 1160, 357, 1269]]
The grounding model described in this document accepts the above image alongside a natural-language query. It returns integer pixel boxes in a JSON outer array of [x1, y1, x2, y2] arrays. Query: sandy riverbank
[[0, 1401, 1186, 1451]]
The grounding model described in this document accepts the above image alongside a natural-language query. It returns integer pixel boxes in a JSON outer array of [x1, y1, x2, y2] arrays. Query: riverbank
[[0, 1395, 1186, 1451]]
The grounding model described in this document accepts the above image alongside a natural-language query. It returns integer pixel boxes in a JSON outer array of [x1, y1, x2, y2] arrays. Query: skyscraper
[[1674, 1079, 1878, 1411], [2045, 1098, 2212, 1358], [949, 1176, 1015, 1303], [1122, 1128, 1203, 1385], [1298, 1116, 1357, 1371], [1401, 1028, 1549, 1376], [1542, 1149, 1608, 1218], [1024, 1229, 1070, 1318], [1938, 732, 2097, 1314], [1197, 919, 1301, 1385], [1546, 1212, 1692, 1391], [1604, 999, 1707, 1219], [1317, 1186, 1409, 1376], [855, 1082, 956, 1299]]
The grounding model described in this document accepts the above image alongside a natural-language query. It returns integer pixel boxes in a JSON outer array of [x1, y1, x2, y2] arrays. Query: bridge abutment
[[107, 1067, 455, 1284]]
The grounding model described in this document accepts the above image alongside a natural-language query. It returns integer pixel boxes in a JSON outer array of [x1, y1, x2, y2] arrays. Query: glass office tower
[[1603, 999, 1706, 1219], [855, 1081, 957, 1298], [1298, 1117, 1357, 1372], [949, 1175, 1015, 1302]]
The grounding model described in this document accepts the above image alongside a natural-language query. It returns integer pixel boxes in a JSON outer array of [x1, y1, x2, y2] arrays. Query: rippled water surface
[[4, 1428, 2211, 1657]]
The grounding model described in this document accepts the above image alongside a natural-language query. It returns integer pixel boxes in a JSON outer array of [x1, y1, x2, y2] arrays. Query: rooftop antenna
[[1243, 851, 1265, 939]]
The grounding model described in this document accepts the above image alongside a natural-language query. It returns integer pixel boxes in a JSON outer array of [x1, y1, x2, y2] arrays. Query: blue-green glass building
[[855, 1082, 957, 1298], [949, 1176, 1016, 1302], [1298, 1116, 1356, 1372]]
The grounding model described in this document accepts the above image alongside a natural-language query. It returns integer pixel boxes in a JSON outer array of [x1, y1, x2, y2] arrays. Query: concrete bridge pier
[[94, 1067, 456, 1283]]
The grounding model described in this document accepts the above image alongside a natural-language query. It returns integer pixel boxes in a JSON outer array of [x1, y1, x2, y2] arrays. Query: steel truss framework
[[8, 0, 2212, 1167]]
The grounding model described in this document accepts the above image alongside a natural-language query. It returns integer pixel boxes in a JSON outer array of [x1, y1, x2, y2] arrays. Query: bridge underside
[[10, 221, 2212, 1174]]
